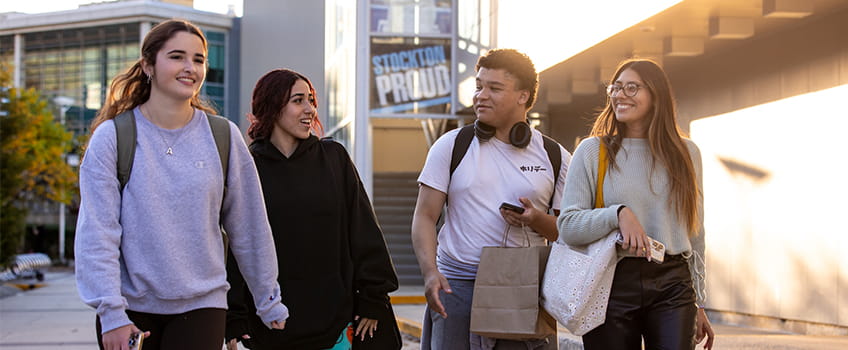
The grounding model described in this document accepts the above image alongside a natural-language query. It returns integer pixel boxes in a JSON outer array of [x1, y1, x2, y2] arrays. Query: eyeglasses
[[606, 82, 644, 97]]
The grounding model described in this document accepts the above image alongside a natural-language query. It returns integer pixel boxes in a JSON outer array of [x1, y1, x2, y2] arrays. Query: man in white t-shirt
[[412, 49, 571, 350]]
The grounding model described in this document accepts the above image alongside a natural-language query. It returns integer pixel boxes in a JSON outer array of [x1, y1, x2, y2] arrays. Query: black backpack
[[448, 124, 562, 210]]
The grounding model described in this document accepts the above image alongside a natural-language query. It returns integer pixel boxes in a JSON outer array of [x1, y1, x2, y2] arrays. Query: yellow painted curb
[[10, 283, 46, 290], [390, 295, 427, 304], [396, 316, 423, 339]]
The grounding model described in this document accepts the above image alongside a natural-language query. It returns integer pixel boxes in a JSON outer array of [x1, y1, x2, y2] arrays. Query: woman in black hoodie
[[226, 68, 401, 350]]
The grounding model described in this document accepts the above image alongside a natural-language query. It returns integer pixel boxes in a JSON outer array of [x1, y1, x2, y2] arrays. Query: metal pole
[[53, 97, 73, 264], [58, 203, 65, 264]]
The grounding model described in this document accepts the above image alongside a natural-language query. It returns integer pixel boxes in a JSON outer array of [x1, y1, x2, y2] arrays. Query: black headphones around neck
[[474, 119, 532, 148]]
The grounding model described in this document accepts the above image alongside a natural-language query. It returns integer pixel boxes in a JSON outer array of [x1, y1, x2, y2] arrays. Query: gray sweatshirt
[[75, 107, 288, 333], [557, 137, 706, 305]]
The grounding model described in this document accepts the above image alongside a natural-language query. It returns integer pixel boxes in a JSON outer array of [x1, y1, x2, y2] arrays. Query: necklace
[[142, 105, 193, 156]]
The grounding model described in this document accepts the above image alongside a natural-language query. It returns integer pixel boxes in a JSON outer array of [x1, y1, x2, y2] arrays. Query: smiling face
[[143, 31, 206, 102], [611, 68, 653, 138], [473, 67, 529, 129], [273, 79, 317, 141]]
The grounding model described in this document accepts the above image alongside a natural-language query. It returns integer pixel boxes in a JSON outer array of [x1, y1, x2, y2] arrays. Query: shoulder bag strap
[[595, 141, 608, 209]]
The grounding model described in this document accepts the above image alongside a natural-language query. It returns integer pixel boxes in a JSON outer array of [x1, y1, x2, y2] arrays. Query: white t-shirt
[[418, 127, 571, 279]]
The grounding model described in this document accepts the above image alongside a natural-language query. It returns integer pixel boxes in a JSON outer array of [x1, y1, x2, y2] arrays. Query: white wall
[[691, 84, 848, 327]]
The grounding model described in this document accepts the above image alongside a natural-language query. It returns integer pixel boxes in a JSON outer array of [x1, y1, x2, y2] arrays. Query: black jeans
[[583, 255, 697, 350], [96, 308, 226, 350]]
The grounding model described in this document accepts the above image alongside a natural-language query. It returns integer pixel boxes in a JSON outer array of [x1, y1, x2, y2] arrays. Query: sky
[[0, 0, 243, 17], [1, 0, 682, 71]]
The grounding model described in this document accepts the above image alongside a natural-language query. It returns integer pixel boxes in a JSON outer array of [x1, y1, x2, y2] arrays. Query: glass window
[[207, 43, 225, 83], [370, 0, 452, 35]]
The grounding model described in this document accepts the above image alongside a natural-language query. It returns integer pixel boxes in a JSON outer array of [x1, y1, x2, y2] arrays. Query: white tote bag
[[541, 231, 621, 335], [542, 140, 621, 335]]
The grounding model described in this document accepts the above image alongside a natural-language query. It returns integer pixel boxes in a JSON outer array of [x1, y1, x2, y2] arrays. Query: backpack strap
[[114, 110, 137, 192], [541, 134, 562, 210], [206, 115, 232, 259], [206, 115, 231, 183], [449, 124, 476, 177]]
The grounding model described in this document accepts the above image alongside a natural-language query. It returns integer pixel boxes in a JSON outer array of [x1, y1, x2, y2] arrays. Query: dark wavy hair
[[591, 58, 700, 236], [90, 19, 215, 132], [475, 48, 538, 109], [247, 68, 323, 140]]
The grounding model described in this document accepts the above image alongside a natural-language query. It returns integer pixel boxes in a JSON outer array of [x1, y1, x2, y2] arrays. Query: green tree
[[0, 63, 77, 262]]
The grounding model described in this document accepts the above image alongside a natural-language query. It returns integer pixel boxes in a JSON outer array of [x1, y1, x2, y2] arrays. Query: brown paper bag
[[470, 242, 556, 340]]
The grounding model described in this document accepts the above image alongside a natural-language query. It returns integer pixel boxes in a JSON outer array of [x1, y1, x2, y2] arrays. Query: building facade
[[0, 0, 238, 137]]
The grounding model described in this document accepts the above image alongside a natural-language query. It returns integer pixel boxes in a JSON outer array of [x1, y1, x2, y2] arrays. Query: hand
[[423, 271, 452, 318], [270, 320, 286, 330], [695, 308, 715, 349], [617, 206, 651, 260], [499, 197, 540, 227], [354, 316, 378, 341], [226, 334, 251, 350], [101, 324, 149, 350]]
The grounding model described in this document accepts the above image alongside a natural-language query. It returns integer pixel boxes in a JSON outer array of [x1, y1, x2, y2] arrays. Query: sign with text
[[370, 38, 452, 115]]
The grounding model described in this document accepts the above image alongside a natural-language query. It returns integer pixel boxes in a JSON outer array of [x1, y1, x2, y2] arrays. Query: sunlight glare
[[497, 0, 683, 71]]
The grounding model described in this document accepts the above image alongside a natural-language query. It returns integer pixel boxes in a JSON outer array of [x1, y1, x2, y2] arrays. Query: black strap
[[541, 134, 562, 210], [449, 124, 476, 177], [114, 110, 137, 192], [206, 115, 231, 189], [447, 124, 562, 211]]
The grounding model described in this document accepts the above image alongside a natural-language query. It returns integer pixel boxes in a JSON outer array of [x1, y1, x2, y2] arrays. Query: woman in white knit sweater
[[557, 58, 714, 350]]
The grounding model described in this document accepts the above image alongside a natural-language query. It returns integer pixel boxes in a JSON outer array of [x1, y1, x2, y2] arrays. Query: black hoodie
[[226, 135, 400, 349]]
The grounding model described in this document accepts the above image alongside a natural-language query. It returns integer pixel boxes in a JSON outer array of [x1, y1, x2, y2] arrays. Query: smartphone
[[129, 332, 144, 350], [615, 232, 665, 263], [499, 202, 525, 214]]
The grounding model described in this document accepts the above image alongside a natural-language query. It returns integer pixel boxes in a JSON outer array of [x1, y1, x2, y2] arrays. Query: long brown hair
[[590, 58, 700, 235], [247, 68, 324, 140], [90, 19, 216, 133]]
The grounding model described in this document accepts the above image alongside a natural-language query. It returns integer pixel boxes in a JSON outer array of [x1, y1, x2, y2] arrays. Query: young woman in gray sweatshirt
[[74, 19, 288, 350]]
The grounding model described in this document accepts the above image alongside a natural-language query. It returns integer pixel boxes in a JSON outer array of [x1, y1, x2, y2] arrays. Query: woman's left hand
[[354, 315, 378, 341], [695, 307, 715, 349]]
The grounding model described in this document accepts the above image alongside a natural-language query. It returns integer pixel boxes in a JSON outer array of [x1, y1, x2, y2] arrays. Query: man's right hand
[[101, 324, 149, 350], [423, 271, 452, 318]]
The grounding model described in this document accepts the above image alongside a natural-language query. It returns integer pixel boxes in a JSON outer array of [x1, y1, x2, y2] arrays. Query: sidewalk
[[2, 271, 846, 350], [0, 267, 96, 350], [390, 286, 848, 350]]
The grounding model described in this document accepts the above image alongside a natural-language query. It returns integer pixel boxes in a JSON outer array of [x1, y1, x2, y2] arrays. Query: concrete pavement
[[0, 267, 96, 350], [390, 287, 848, 350], [2, 269, 846, 350]]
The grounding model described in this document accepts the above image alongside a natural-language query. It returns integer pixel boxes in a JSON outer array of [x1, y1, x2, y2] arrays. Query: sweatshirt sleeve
[[331, 141, 399, 319], [74, 121, 133, 333], [556, 137, 623, 246], [221, 122, 288, 327]]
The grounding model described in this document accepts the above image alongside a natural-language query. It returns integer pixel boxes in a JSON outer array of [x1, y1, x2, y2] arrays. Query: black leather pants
[[582, 255, 697, 350]]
